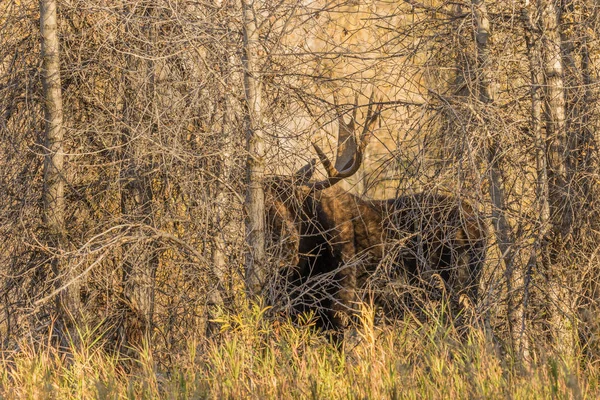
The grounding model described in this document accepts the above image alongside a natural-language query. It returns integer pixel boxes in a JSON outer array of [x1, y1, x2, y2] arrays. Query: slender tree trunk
[[208, 126, 228, 331], [520, 3, 548, 363], [471, 0, 519, 350], [577, 25, 596, 208], [120, 4, 159, 349], [206, 10, 240, 334], [540, 0, 568, 232], [207, 126, 229, 334], [40, 0, 79, 337], [477, 5, 520, 356], [472, 0, 492, 104], [242, 0, 267, 298], [560, 0, 600, 355], [538, 0, 574, 355]]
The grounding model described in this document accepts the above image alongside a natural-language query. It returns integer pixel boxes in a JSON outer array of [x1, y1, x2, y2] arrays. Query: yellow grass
[[0, 303, 597, 399]]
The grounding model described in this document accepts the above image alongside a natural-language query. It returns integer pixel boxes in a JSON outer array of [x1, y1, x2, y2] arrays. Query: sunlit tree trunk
[[538, 0, 574, 356], [40, 0, 79, 337], [242, 0, 267, 297]]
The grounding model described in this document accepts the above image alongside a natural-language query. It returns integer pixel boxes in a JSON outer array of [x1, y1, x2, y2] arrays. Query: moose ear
[[293, 159, 316, 184]]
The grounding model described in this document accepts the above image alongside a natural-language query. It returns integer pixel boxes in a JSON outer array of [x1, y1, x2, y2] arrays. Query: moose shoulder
[[266, 96, 487, 336]]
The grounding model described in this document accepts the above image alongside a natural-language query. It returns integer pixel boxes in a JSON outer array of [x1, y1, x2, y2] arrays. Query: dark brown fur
[[266, 96, 485, 336], [267, 179, 487, 334]]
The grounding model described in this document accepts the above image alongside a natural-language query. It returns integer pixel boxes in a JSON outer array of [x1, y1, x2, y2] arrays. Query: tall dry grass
[[0, 302, 596, 399]]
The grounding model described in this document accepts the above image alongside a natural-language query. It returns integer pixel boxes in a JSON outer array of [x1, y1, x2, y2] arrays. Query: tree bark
[[471, 2, 513, 272], [520, 3, 548, 363], [538, 0, 574, 356], [206, 7, 240, 334], [242, 0, 267, 298], [40, 0, 79, 335], [471, 0, 518, 348], [558, 0, 600, 356]]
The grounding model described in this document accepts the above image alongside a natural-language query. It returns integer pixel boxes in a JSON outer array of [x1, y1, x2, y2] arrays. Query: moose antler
[[310, 92, 382, 191], [333, 92, 359, 171]]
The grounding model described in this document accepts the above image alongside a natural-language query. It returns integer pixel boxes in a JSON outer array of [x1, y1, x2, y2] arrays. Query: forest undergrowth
[[0, 302, 596, 399]]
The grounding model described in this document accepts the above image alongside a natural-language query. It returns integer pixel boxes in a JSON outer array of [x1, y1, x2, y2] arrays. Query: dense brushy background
[[1, 0, 600, 397]]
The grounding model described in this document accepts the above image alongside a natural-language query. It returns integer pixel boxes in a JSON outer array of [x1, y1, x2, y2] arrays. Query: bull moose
[[266, 95, 487, 338]]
